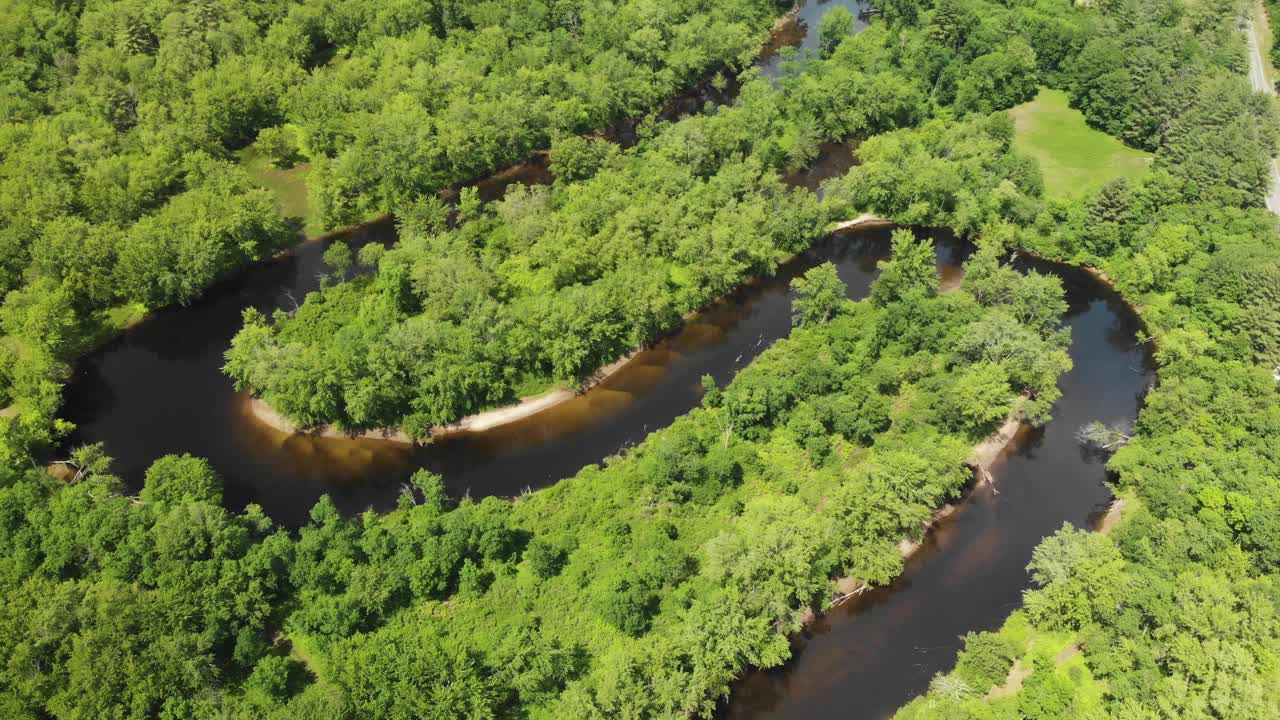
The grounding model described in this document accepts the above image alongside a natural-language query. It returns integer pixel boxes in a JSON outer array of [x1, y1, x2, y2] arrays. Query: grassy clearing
[[1011, 88, 1153, 200], [100, 303, 148, 333], [236, 144, 319, 237], [983, 613, 1106, 711]]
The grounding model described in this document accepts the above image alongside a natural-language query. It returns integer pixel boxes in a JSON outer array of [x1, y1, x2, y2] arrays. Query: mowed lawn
[[1011, 88, 1153, 200]]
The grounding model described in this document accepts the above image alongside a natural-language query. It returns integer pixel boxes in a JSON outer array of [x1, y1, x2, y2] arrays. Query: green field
[[236, 144, 319, 237], [1011, 88, 1153, 199]]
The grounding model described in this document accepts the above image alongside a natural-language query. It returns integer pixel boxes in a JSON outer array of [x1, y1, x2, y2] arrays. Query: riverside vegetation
[[3, 0, 1280, 719], [0, 0, 787, 466], [222, 0, 1057, 434], [0, 232, 1073, 718], [862, 0, 1280, 717]]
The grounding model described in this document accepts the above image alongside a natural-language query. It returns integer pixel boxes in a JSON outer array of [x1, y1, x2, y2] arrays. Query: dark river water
[[57, 1, 1152, 716], [63, 224, 959, 526], [723, 260, 1153, 719], [62, 0, 871, 528]]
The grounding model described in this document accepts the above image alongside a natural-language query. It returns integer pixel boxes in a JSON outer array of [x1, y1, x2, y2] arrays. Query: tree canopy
[[3, 0, 1280, 716]]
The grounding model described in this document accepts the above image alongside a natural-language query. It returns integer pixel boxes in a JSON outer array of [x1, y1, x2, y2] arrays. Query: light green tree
[[791, 262, 847, 326]]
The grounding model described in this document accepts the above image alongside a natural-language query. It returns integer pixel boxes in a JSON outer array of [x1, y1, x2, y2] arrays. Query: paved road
[[1245, 18, 1280, 213]]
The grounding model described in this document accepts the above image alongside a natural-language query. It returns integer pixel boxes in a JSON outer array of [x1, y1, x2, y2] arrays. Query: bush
[[953, 631, 1018, 691], [524, 538, 565, 580], [257, 125, 301, 168], [141, 454, 223, 506]]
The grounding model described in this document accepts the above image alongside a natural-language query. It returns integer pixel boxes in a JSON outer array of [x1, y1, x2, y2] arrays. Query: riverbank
[[1015, 249, 1157, 358], [830, 415, 1026, 607], [246, 349, 641, 444], [245, 213, 896, 444], [828, 212, 892, 232], [895, 416, 1026, 558]]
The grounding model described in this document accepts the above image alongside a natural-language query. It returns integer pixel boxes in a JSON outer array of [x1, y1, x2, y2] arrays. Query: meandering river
[[62, 224, 959, 526], [61, 218, 1150, 718], [58, 1, 1152, 716], [723, 260, 1152, 719], [62, 0, 873, 529]]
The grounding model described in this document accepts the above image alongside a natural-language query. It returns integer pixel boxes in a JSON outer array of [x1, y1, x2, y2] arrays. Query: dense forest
[[867, 0, 1280, 715], [0, 0, 786, 464], [0, 227, 1070, 717], [224, 0, 1068, 434], [2, 0, 1280, 717]]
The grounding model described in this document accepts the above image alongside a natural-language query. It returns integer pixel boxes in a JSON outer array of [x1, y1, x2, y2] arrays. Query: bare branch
[[1076, 421, 1132, 453]]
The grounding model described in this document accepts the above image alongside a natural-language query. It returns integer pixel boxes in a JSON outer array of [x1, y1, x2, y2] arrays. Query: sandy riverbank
[[249, 213, 899, 444], [831, 414, 1026, 606], [829, 213, 893, 232], [247, 350, 640, 444], [1095, 496, 1129, 535], [896, 417, 1025, 558]]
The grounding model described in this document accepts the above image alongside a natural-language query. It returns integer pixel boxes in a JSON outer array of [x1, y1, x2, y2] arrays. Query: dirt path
[[987, 659, 1032, 699], [1244, 16, 1280, 213], [1256, 0, 1277, 85]]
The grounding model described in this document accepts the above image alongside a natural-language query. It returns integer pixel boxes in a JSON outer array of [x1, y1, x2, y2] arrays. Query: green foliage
[[0, 452, 294, 718], [550, 136, 620, 184], [524, 537, 565, 580], [827, 114, 1044, 236], [117, 158, 293, 307], [0, 0, 314, 423], [256, 126, 301, 169], [955, 39, 1040, 114], [10, 0, 1280, 717], [247, 655, 292, 700], [819, 7, 856, 58], [791, 262, 847, 326], [1017, 657, 1076, 720], [356, 242, 386, 270], [872, 229, 939, 305], [173, 236, 1073, 715], [297, 0, 786, 226], [0, 279, 81, 359], [321, 241, 353, 280], [943, 362, 1012, 435], [0, 0, 805, 463], [226, 39, 941, 431], [953, 631, 1018, 691], [891, 0, 1280, 716], [141, 453, 223, 506]]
